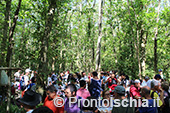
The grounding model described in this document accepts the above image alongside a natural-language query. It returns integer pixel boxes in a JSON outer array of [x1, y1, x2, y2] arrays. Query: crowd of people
[[10, 69, 170, 113]]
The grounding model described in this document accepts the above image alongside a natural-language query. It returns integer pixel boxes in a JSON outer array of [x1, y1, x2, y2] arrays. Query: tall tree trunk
[[5, 0, 22, 112], [154, 0, 161, 73], [1, 0, 11, 67], [141, 30, 148, 77], [96, 0, 103, 77], [39, 0, 56, 75], [136, 26, 142, 79]]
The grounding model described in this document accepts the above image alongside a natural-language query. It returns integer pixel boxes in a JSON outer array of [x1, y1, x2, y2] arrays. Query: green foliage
[[0, 102, 25, 113], [0, 0, 170, 80]]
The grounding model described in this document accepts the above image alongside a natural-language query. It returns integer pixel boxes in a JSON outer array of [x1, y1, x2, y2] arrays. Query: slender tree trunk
[[96, 0, 103, 77], [1, 0, 11, 67], [141, 31, 148, 77], [154, 0, 161, 73], [5, 0, 22, 112], [39, 0, 56, 75]]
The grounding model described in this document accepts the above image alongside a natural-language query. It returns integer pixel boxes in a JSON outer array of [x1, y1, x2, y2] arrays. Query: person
[[18, 90, 42, 113], [112, 85, 135, 113], [27, 77, 36, 91], [14, 69, 21, 81], [69, 76, 80, 90], [88, 71, 103, 99], [120, 73, 128, 88], [43, 85, 64, 113], [154, 74, 162, 82], [51, 72, 57, 85], [138, 86, 158, 113], [145, 76, 152, 88], [47, 73, 52, 86], [158, 69, 164, 80], [24, 68, 31, 86], [130, 79, 141, 99], [76, 80, 90, 99], [101, 72, 108, 90], [30, 71, 34, 80], [105, 72, 117, 95], [32, 106, 53, 113], [79, 96, 98, 113], [150, 79, 163, 113], [64, 84, 82, 113], [98, 89, 112, 113], [161, 82, 170, 113], [80, 71, 88, 81]]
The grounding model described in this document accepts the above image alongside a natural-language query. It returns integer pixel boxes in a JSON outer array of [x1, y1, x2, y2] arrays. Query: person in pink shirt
[[76, 80, 91, 99]]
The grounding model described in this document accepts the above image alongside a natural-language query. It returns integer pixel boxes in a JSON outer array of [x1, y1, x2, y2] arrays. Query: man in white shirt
[[14, 70, 21, 81], [24, 69, 31, 86], [142, 76, 152, 88]]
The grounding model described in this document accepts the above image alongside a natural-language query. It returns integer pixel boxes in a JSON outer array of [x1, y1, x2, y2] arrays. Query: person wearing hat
[[112, 85, 135, 113], [158, 69, 164, 80], [130, 79, 141, 99], [18, 90, 41, 113]]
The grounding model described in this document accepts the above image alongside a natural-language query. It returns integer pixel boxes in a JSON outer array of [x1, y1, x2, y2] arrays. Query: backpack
[[89, 79, 102, 99], [151, 91, 162, 113]]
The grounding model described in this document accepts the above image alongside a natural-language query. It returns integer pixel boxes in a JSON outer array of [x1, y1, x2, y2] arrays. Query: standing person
[[14, 69, 21, 81], [112, 86, 135, 113], [150, 79, 163, 113], [130, 79, 141, 99], [161, 82, 170, 113], [158, 69, 164, 80], [87, 71, 103, 99], [14, 70, 21, 91], [144, 76, 152, 88], [27, 77, 36, 92], [18, 90, 41, 113], [47, 73, 52, 86], [44, 85, 64, 113], [154, 74, 162, 82], [138, 86, 158, 113], [30, 71, 34, 80], [64, 84, 82, 113], [105, 72, 117, 94], [24, 69, 31, 86], [51, 72, 57, 85], [76, 80, 90, 99], [80, 71, 88, 81], [120, 73, 129, 88]]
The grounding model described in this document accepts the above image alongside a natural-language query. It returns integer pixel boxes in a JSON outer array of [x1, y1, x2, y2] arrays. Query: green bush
[[0, 102, 25, 113]]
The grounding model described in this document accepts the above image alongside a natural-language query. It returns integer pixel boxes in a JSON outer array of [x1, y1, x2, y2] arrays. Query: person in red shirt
[[44, 85, 64, 113], [105, 72, 118, 95], [130, 79, 141, 99]]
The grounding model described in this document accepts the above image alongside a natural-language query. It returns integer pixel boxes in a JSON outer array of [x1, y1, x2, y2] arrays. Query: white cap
[[134, 79, 140, 83], [25, 68, 31, 73]]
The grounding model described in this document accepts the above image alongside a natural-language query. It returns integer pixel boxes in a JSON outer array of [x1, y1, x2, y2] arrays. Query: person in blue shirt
[[138, 86, 158, 113]]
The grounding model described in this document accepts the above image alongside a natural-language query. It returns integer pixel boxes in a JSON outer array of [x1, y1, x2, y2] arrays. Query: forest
[[0, 0, 170, 79]]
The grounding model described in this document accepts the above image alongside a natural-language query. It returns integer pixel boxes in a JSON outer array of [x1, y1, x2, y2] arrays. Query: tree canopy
[[0, 0, 170, 79]]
